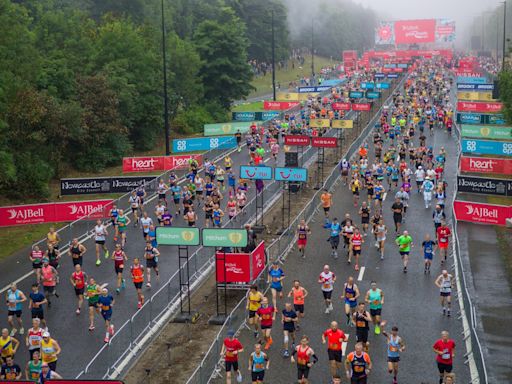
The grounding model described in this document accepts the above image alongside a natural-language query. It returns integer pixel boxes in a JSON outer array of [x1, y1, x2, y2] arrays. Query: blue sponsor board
[[360, 82, 375, 89], [349, 91, 364, 98], [366, 91, 381, 99], [274, 167, 308, 182], [232, 111, 280, 121], [297, 86, 331, 93], [375, 73, 385, 78], [456, 76, 487, 84], [461, 139, 512, 157], [457, 83, 494, 91], [172, 137, 237, 153], [387, 74, 399, 78], [376, 82, 390, 89], [384, 64, 397, 68], [456, 113, 506, 125], [487, 114, 506, 125], [397, 63, 408, 68], [239, 165, 273, 180]]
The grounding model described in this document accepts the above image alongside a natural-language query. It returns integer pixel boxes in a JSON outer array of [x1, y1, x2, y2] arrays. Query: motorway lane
[[213, 126, 471, 382]]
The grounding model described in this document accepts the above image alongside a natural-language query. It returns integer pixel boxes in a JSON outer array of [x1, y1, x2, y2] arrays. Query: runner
[[391, 197, 404, 233], [340, 158, 350, 185], [256, 297, 275, 350], [0, 328, 19, 362], [157, 178, 169, 205], [248, 343, 269, 384], [358, 202, 371, 236], [203, 196, 214, 228], [352, 302, 372, 352], [235, 130, 242, 152], [421, 176, 435, 209], [97, 288, 115, 343], [41, 259, 59, 308], [345, 342, 372, 384], [380, 322, 405, 384], [68, 238, 86, 267], [414, 166, 425, 194], [433, 331, 456, 384], [171, 182, 182, 216], [6, 283, 27, 336], [0, 355, 22, 380], [247, 285, 264, 338], [39, 362, 63, 381], [46, 227, 60, 249], [350, 176, 361, 207], [320, 189, 332, 218], [25, 349, 42, 382], [93, 219, 109, 266], [155, 202, 165, 226], [350, 227, 364, 271], [395, 231, 413, 273], [70, 264, 87, 315], [116, 210, 130, 248], [85, 277, 101, 331], [29, 246, 44, 284], [296, 219, 311, 258], [40, 332, 60, 371], [318, 265, 336, 314], [236, 189, 247, 216], [108, 204, 120, 242], [131, 258, 145, 309], [436, 220, 452, 265], [112, 244, 127, 294], [268, 261, 285, 310], [435, 270, 454, 317], [433, 205, 446, 231], [291, 335, 318, 384], [422, 234, 437, 274], [327, 217, 342, 259], [342, 277, 359, 325], [365, 281, 384, 334], [25, 317, 44, 361], [288, 280, 308, 328], [140, 211, 153, 240], [211, 205, 223, 228], [342, 218, 355, 264], [143, 241, 160, 288], [281, 302, 298, 357], [227, 196, 237, 221], [375, 219, 387, 260], [129, 191, 140, 227], [322, 321, 348, 381], [194, 175, 205, 204], [45, 245, 60, 270]]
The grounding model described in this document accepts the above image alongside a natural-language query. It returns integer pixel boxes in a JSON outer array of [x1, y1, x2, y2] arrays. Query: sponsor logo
[[225, 264, 244, 274], [8, 208, 44, 220], [465, 204, 499, 219], [132, 158, 156, 169], [68, 204, 104, 216]]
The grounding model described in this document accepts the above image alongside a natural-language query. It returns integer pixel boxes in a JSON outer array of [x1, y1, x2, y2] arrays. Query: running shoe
[[146, 282, 151, 288], [96, 259, 101, 266], [76, 308, 81, 315], [89, 325, 95, 331], [104, 336, 109, 343], [109, 324, 115, 336], [374, 325, 380, 335], [137, 302, 142, 310], [283, 350, 290, 358], [104, 250, 110, 259], [121, 279, 126, 289], [19, 327, 24, 335]]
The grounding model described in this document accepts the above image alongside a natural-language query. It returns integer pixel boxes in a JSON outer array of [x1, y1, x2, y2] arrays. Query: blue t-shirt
[[423, 180, 434, 192], [422, 240, 436, 257], [330, 222, 341, 237], [29, 292, 45, 312], [228, 173, 236, 186], [148, 229, 157, 248], [171, 186, 182, 199], [98, 295, 114, 312], [282, 309, 297, 329], [268, 268, 284, 289]]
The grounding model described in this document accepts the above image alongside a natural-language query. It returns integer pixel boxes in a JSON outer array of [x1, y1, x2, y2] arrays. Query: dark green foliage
[[498, 71, 512, 125]]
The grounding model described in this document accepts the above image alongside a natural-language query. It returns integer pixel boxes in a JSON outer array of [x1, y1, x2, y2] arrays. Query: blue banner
[[461, 139, 512, 157], [457, 83, 494, 91], [239, 166, 273, 180], [231, 111, 280, 121], [349, 91, 364, 98], [387, 74, 399, 78], [366, 91, 381, 99], [456, 113, 506, 125], [375, 73, 385, 78], [397, 63, 408, 68], [172, 137, 237, 153], [360, 82, 375, 89], [376, 82, 390, 89], [384, 64, 396, 69], [456, 76, 487, 84], [274, 167, 308, 182], [297, 86, 332, 93]]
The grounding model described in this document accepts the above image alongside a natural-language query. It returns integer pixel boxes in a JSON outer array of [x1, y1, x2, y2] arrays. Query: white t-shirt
[[319, 271, 335, 292], [141, 217, 153, 233], [94, 225, 106, 241]]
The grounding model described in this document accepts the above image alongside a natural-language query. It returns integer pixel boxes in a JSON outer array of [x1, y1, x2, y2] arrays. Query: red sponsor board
[[453, 200, 511, 226], [284, 135, 310, 146], [251, 242, 266, 280], [0, 200, 113, 227], [455, 71, 482, 77], [163, 155, 202, 171], [352, 103, 371, 111], [394, 19, 436, 44], [263, 101, 300, 110], [459, 156, 512, 175], [216, 252, 251, 283], [311, 137, 337, 148], [436, 25, 455, 36], [332, 102, 351, 111], [457, 102, 503, 113], [122, 156, 165, 172]]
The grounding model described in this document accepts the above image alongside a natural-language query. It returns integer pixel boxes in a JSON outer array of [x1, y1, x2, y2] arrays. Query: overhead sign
[[231, 111, 280, 121], [60, 176, 156, 196], [456, 76, 487, 84], [459, 156, 512, 175], [332, 102, 351, 111], [457, 83, 494, 91], [375, 73, 386, 78], [394, 19, 436, 44], [331, 119, 354, 128], [376, 82, 390, 89], [456, 113, 506, 125], [203, 228, 248, 248], [203, 122, 252, 136], [122, 155, 202, 173], [360, 82, 375, 89], [462, 139, 512, 157], [366, 91, 381, 99], [453, 200, 511, 226], [352, 103, 372, 111], [311, 137, 337, 148], [156, 227, 200, 246], [274, 167, 308, 182], [349, 91, 364, 99], [461, 125, 512, 140], [284, 135, 310, 146], [457, 175, 512, 196], [239, 166, 273, 180], [456, 92, 495, 101], [263, 101, 300, 110], [297, 85, 332, 93], [387, 74, 399, 78], [310, 119, 330, 128], [457, 101, 503, 113], [215, 241, 266, 283], [172, 137, 236, 153]]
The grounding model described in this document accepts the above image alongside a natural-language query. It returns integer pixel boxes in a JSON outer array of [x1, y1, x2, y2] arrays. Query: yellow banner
[[457, 91, 496, 101], [299, 92, 319, 100], [310, 119, 330, 128], [277, 92, 319, 101], [331, 119, 354, 129]]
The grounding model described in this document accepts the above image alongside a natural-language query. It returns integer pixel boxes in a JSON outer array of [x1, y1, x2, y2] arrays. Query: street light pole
[[503, 1, 507, 71], [161, 0, 171, 156], [271, 10, 276, 101], [311, 20, 315, 83]]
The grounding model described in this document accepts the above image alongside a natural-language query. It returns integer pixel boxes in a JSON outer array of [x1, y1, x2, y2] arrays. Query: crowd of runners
[[221, 58, 461, 384]]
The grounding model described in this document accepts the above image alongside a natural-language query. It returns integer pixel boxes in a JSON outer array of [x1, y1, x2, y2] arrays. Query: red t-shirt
[[436, 226, 451, 244], [323, 329, 346, 351], [257, 306, 274, 327], [433, 339, 456, 365], [223, 338, 243, 362]]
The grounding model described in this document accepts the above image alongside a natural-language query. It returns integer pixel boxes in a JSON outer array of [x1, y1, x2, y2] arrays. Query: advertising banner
[[331, 102, 351, 111], [284, 135, 310, 146], [250, 241, 266, 280], [461, 125, 512, 140], [457, 175, 511, 196], [239, 166, 273, 180], [352, 103, 372, 111], [203, 228, 248, 248], [376, 82, 391, 89], [456, 76, 487, 84], [459, 156, 512, 175], [203, 122, 252, 136], [231, 111, 280, 121], [457, 83, 494, 91], [461, 139, 512, 156], [310, 119, 330, 128], [435, 19, 456, 42], [349, 91, 364, 99], [453, 200, 511, 226], [456, 92, 495, 101], [216, 251, 252, 283], [394, 19, 436, 44], [274, 167, 308, 182], [60, 176, 156, 196], [375, 21, 395, 45], [456, 113, 506, 125], [360, 82, 375, 89], [54, 200, 113, 222], [172, 137, 236, 153], [331, 120, 354, 129], [297, 86, 332, 93], [375, 73, 386, 78], [311, 137, 337, 148], [263, 101, 300, 110], [387, 74, 399, 78], [163, 154, 202, 171], [156, 227, 200, 246], [457, 102, 503, 113], [366, 91, 382, 99], [122, 155, 202, 173]]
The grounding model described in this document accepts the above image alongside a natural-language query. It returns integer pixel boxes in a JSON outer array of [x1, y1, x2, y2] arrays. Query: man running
[[268, 262, 285, 310], [248, 343, 269, 384], [433, 331, 456, 384], [380, 322, 405, 384], [97, 288, 115, 343], [221, 329, 243, 384], [130, 258, 145, 309], [256, 297, 275, 350], [116, 210, 130, 248], [342, 277, 360, 326], [352, 302, 372, 352], [320, 189, 332, 219], [140, 212, 153, 241], [288, 280, 308, 329], [291, 335, 318, 384], [365, 281, 384, 334], [358, 202, 371, 235], [129, 191, 140, 227], [25, 318, 44, 360], [281, 303, 298, 357], [29, 246, 44, 284], [296, 220, 311, 258], [422, 234, 437, 274], [112, 244, 127, 294], [350, 227, 364, 271], [41, 259, 59, 308], [436, 220, 451, 265], [435, 270, 454, 317], [68, 238, 87, 266], [85, 277, 101, 331], [93, 219, 109, 266], [70, 264, 87, 315], [6, 283, 27, 336], [143, 241, 160, 288], [247, 285, 263, 338], [391, 197, 404, 233], [318, 265, 336, 314], [345, 342, 372, 384], [395, 231, 413, 273], [327, 218, 342, 259], [322, 321, 348, 381]]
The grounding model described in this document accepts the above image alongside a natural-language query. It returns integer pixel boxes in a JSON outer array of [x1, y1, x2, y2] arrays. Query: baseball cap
[[42, 331, 50, 338], [227, 330, 235, 337]]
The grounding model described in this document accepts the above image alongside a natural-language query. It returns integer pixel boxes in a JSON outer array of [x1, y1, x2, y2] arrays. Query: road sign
[[240, 166, 273, 180], [274, 167, 308, 182], [311, 137, 337, 148], [156, 227, 200, 246], [202, 228, 248, 247], [331, 120, 354, 128]]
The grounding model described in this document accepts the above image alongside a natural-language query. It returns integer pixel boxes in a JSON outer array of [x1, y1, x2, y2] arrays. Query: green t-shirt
[[396, 235, 412, 252], [87, 284, 99, 304], [28, 360, 42, 382], [368, 289, 382, 310], [117, 216, 127, 231]]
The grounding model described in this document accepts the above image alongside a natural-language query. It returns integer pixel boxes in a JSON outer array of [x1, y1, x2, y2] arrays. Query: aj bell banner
[[60, 176, 157, 195], [457, 175, 512, 196]]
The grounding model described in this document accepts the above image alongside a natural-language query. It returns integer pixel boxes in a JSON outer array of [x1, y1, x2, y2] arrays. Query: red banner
[[263, 101, 300, 110], [459, 156, 512, 175], [352, 103, 371, 111], [284, 135, 310, 146], [216, 252, 252, 283], [0, 200, 113, 227], [457, 102, 503, 113], [311, 137, 337, 148], [394, 19, 436, 44], [163, 155, 202, 171], [332, 102, 351, 111], [123, 155, 202, 173], [453, 200, 511, 226], [251, 242, 266, 280]]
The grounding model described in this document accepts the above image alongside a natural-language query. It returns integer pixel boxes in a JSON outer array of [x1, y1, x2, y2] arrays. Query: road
[[212, 114, 472, 381]]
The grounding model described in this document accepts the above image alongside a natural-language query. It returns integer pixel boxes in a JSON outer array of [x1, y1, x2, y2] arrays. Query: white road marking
[[264, 157, 271, 163], [342, 334, 350, 356], [357, 266, 366, 281], [382, 192, 387, 201]]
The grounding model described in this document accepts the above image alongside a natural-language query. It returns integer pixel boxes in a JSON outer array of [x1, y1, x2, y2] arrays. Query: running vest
[[86, 284, 99, 304], [349, 352, 369, 377], [41, 266, 55, 287], [27, 360, 42, 381], [388, 335, 401, 358], [7, 289, 22, 311], [72, 271, 85, 289], [440, 275, 452, 294], [0, 336, 13, 357], [110, 208, 119, 219], [368, 289, 382, 309], [354, 311, 369, 330], [251, 352, 266, 372], [41, 339, 57, 363], [113, 250, 124, 263], [131, 265, 144, 283], [27, 328, 43, 350], [94, 225, 106, 240], [248, 292, 262, 311], [296, 346, 310, 366], [292, 287, 305, 305], [31, 250, 44, 265], [433, 211, 444, 224], [298, 226, 307, 240], [352, 234, 362, 249], [345, 284, 356, 300], [157, 183, 166, 194]]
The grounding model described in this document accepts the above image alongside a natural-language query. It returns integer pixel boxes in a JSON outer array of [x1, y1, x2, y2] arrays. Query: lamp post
[[502, 1, 507, 71], [311, 20, 315, 83], [272, 10, 276, 101], [161, 0, 171, 155]]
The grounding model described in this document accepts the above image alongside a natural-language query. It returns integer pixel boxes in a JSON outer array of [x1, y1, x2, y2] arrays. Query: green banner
[[156, 227, 200, 246], [461, 124, 512, 140], [202, 228, 248, 247], [203, 122, 252, 136]]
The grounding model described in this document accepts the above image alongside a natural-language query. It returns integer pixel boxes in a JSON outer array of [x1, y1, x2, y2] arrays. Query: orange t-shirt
[[323, 329, 346, 351], [321, 193, 332, 208]]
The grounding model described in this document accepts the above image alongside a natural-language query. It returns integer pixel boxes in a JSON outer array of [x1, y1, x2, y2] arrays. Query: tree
[[194, 7, 254, 108]]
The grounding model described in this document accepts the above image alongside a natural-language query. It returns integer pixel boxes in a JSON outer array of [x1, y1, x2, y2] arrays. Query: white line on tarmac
[[357, 266, 366, 281], [382, 192, 387, 201], [342, 335, 350, 356]]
